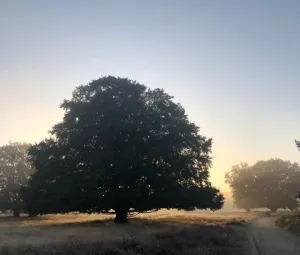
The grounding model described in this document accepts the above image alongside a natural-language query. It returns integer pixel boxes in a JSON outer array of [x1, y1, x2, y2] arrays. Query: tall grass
[[0, 225, 246, 255], [0, 212, 252, 254]]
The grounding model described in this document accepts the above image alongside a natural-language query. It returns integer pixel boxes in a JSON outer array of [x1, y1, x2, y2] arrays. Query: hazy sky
[[1, 0, 300, 191]]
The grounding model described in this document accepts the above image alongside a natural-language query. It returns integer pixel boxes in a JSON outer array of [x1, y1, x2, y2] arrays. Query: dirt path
[[246, 217, 300, 255]]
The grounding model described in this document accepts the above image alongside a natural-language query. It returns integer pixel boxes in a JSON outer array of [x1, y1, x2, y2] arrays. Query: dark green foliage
[[22, 76, 223, 222], [225, 159, 300, 212], [0, 142, 33, 216]]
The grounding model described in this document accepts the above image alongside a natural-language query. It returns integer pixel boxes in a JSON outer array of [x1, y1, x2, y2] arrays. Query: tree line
[[225, 158, 300, 212], [0, 76, 299, 220]]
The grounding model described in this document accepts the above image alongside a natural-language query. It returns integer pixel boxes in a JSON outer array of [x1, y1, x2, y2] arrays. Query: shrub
[[275, 214, 300, 228]]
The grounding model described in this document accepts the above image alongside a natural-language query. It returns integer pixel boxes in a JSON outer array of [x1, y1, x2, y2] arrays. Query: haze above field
[[1, 0, 300, 192]]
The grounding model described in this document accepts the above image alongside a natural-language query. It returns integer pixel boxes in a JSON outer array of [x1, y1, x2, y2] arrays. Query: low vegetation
[[0, 212, 251, 254], [275, 214, 300, 228]]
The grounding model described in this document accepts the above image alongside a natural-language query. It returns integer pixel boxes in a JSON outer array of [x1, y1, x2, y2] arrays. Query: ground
[[2, 211, 300, 254], [247, 216, 300, 255], [0, 211, 254, 254]]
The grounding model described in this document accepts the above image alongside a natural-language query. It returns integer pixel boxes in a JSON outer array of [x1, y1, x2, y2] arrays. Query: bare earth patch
[[0, 211, 253, 254]]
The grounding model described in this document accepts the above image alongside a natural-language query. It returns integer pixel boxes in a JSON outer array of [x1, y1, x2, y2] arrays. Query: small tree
[[0, 142, 33, 217], [225, 159, 300, 212], [23, 76, 224, 222]]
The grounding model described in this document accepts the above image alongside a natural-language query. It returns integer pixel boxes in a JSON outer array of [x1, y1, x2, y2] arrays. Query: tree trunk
[[13, 209, 21, 217], [114, 208, 128, 223]]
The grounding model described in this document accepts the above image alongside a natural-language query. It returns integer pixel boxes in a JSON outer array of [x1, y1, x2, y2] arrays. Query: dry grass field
[[0, 211, 256, 254]]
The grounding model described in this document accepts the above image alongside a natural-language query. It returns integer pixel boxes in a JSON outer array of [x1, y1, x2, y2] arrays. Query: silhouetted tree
[[0, 142, 33, 217], [225, 159, 300, 212], [22, 76, 224, 222]]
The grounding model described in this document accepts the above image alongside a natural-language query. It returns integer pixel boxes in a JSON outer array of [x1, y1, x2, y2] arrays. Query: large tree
[[0, 142, 33, 217], [22, 76, 224, 222], [225, 159, 300, 212]]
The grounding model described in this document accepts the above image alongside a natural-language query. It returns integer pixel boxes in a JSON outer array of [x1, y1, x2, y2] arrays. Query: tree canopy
[[225, 159, 300, 212], [22, 76, 224, 222], [0, 142, 33, 216]]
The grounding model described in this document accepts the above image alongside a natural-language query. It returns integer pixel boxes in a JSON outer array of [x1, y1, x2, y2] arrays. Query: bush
[[275, 214, 300, 228]]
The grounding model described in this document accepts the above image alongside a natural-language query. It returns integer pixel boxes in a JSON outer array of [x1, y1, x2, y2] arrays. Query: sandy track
[[246, 217, 300, 255]]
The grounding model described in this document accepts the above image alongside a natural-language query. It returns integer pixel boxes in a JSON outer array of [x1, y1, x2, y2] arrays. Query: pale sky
[[1, 0, 300, 192]]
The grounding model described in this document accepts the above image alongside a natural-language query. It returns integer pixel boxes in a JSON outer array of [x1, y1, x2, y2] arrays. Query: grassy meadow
[[0, 211, 256, 254]]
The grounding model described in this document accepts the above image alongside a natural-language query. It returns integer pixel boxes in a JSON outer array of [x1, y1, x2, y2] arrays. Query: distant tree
[[22, 76, 224, 222], [225, 159, 300, 212], [295, 140, 300, 203], [0, 142, 33, 217], [225, 163, 257, 212]]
